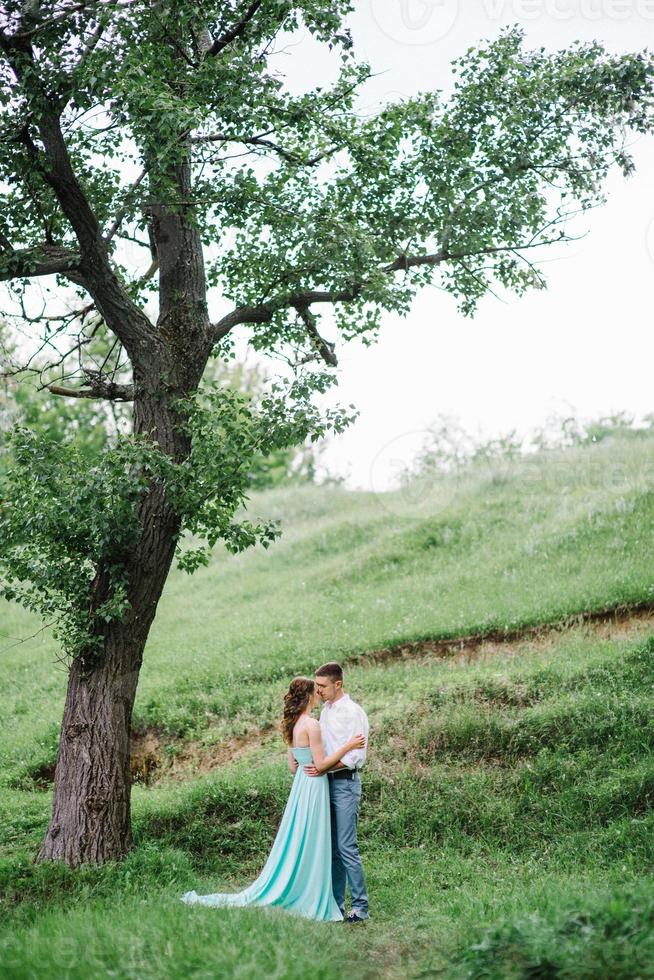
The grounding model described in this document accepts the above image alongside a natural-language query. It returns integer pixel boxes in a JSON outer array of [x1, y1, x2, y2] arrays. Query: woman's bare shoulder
[[304, 718, 321, 731]]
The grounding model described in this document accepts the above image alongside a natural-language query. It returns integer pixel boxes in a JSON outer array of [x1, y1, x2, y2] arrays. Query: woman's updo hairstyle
[[281, 676, 315, 745]]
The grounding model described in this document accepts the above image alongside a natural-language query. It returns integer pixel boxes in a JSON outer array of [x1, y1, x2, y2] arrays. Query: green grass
[[2, 431, 654, 977], [3, 629, 654, 976], [450, 881, 654, 979]]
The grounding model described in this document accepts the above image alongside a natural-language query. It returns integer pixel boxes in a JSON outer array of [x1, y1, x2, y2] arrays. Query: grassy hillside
[[2, 431, 654, 977], [2, 431, 654, 785]]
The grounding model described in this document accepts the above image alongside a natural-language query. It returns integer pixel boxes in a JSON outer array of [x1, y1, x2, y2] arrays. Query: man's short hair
[[315, 661, 343, 682]]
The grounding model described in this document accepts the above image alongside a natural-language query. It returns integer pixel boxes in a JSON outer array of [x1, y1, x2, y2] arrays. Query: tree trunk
[[35, 114, 212, 864], [34, 630, 145, 865], [35, 385, 204, 865]]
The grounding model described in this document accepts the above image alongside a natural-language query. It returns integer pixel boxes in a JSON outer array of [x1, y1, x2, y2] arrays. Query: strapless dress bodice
[[291, 746, 313, 765]]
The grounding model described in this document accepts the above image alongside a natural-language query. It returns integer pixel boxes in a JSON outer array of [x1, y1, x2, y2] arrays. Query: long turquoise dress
[[180, 746, 343, 922]]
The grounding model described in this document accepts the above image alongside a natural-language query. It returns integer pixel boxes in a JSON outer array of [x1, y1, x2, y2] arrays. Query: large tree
[[0, 1, 651, 867]]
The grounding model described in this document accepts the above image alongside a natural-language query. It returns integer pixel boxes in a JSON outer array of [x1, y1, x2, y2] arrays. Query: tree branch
[[0, 38, 155, 360], [207, 0, 263, 57], [209, 247, 449, 341], [191, 131, 338, 167], [48, 371, 135, 401], [75, 17, 108, 71], [55, 15, 110, 107], [104, 166, 148, 244], [211, 282, 363, 340], [210, 229, 575, 347], [0, 0, 146, 45], [0, 243, 83, 282], [294, 303, 337, 367]]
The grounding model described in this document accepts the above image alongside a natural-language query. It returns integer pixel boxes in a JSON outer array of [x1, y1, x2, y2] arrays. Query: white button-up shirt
[[319, 693, 369, 770]]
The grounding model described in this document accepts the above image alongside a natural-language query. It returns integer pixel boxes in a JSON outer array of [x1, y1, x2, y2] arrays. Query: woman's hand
[[347, 733, 366, 751]]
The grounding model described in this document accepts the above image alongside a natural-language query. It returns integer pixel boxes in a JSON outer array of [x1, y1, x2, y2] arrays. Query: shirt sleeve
[[340, 703, 369, 770]]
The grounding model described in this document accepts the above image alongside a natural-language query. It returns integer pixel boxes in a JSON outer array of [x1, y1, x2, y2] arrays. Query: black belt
[[328, 769, 358, 780]]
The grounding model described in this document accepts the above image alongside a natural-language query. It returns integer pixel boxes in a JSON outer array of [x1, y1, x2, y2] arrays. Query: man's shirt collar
[[325, 693, 351, 710]]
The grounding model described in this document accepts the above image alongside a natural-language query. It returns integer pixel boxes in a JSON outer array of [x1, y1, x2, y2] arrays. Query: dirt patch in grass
[[28, 760, 57, 790], [130, 724, 277, 786], [25, 725, 277, 790], [358, 601, 654, 668]]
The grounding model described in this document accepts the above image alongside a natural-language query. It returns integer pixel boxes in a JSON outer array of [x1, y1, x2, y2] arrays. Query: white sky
[[256, 1, 654, 489]]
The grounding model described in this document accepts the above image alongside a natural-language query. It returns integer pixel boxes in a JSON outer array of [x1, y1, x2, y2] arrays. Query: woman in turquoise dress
[[180, 676, 366, 922]]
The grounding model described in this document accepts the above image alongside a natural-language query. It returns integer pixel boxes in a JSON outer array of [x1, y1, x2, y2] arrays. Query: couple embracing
[[181, 661, 370, 923]]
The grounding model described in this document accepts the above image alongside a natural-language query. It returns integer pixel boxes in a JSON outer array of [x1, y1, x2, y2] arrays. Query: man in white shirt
[[304, 661, 370, 922]]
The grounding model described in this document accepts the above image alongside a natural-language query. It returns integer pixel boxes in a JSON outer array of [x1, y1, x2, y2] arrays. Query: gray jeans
[[329, 773, 369, 918]]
